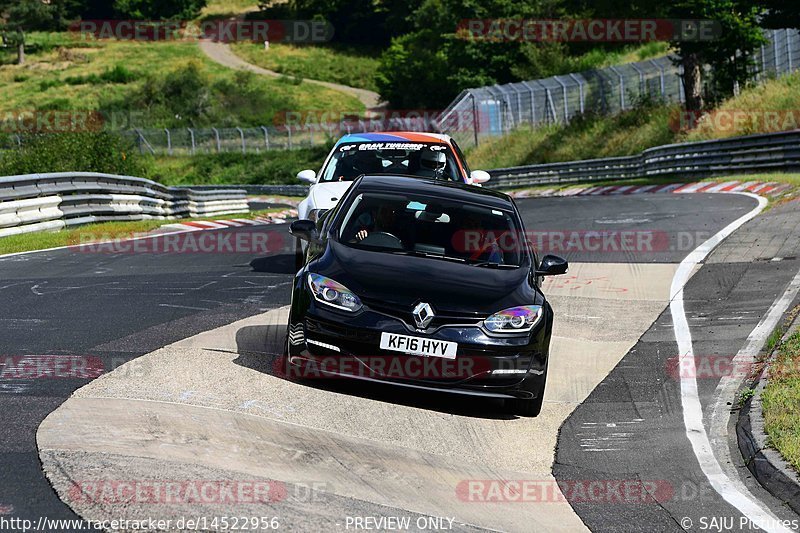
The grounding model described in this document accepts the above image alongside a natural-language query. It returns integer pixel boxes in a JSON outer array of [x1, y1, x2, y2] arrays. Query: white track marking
[[670, 192, 793, 532], [709, 266, 800, 499]]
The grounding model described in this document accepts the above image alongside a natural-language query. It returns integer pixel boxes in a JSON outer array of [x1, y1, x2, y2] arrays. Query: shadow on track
[[232, 324, 514, 420], [249, 253, 297, 274]]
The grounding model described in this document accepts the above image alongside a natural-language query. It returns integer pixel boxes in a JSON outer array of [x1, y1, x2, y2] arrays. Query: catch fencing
[[486, 129, 800, 187], [440, 28, 800, 147], [126, 118, 433, 156], [0, 172, 248, 238]]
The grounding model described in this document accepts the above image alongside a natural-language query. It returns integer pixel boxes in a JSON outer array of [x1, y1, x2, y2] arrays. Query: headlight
[[484, 305, 543, 333], [307, 273, 362, 312]]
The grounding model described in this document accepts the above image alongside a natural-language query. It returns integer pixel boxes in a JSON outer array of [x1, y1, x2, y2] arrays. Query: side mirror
[[470, 170, 491, 185], [289, 219, 318, 242], [535, 254, 568, 276], [297, 169, 317, 184]]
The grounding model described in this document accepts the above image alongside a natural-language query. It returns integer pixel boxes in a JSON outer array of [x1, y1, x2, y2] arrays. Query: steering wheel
[[360, 231, 403, 250]]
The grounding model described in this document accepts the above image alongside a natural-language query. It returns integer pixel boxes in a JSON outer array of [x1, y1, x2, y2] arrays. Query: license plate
[[379, 332, 457, 359]]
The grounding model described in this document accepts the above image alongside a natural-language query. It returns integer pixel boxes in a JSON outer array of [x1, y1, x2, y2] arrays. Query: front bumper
[[287, 303, 551, 400]]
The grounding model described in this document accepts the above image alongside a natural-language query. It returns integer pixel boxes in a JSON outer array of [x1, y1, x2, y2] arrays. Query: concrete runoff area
[[39, 262, 678, 532]]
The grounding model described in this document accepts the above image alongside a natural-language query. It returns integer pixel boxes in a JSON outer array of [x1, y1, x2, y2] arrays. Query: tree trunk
[[681, 53, 703, 111]]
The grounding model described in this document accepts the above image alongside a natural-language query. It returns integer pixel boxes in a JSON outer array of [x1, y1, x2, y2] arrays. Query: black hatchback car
[[286, 175, 567, 416]]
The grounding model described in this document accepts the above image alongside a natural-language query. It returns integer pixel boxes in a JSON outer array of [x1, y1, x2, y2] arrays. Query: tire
[[294, 237, 304, 271]]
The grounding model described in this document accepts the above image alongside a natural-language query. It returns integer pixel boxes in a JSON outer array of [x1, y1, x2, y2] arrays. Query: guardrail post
[[630, 62, 645, 97], [609, 66, 625, 110], [187, 128, 196, 155], [553, 76, 569, 123], [236, 127, 246, 153], [164, 128, 172, 156], [544, 87, 556, 124], [773, 29, 780, 72], [471, 92, 479, 147], [212, 128, 221, 153], [260, 126, 270, 150], [568, 74, 584, 115], [134, 129, 155, 155], [522, 82, 537, 125], [287, 125, 293, 149]]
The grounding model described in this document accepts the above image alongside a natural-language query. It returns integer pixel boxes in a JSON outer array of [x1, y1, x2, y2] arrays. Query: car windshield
[[337, 193, 523, 267], [320, 142, 463, 183]]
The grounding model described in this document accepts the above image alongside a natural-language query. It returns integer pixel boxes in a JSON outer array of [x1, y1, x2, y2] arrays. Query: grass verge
[[0, 208, 285, 256], [145, 145, 331, 185], [762, 329, 800, 472], [0, 32, 363, 127], [467, 71, 800, 171], [230, 42, 380, 93]]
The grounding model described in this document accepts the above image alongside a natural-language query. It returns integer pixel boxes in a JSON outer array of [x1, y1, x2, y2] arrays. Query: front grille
[[360, 298, 485, 328]]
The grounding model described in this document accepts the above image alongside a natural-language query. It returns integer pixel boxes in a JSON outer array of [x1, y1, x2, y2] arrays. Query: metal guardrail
[[0, 172, 249, 238], [178, 184, 310, 196], [486, 130, 800, 188]]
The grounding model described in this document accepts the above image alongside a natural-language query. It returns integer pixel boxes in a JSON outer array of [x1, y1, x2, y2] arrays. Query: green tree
[[258, 0, 422, 47], [759, 1, 800, 29], [377, 0, 562, 108], [668, 0, 766, 111], [110, 0, 207, 20], [0, 0, 76, 64]]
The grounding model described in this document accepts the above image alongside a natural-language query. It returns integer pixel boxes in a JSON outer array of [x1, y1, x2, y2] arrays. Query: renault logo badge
[[412, 302, 435, 329]]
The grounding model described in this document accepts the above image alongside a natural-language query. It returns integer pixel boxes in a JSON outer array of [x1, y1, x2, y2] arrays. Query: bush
[[99, 63, 296, 128], [101, 64, 136, 84], [0, 132, 151, 177], [38, 79, 63, 91], [63, 65, 137, 86]]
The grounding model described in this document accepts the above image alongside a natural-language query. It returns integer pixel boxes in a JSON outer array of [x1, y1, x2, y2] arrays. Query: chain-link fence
[[439, 28, 800, 148], [126, 117, 435, 156]]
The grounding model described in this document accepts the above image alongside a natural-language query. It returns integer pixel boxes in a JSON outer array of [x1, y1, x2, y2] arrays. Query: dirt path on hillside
[[199, 39, 383, 110]]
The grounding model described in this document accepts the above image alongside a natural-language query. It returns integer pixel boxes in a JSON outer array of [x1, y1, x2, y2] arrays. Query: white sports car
[[294, 132, 491, 266]]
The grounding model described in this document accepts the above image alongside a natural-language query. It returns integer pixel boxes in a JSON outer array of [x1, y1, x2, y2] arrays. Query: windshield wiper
[[467, 259, 518, 269], [389, 250, 466, 263]]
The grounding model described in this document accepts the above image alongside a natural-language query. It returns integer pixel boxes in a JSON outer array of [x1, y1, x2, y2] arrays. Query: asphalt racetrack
[[1, 192, 798, 532]]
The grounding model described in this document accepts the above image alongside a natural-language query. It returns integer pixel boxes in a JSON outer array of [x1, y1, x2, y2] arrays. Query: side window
[[450, 140, 471, 179]]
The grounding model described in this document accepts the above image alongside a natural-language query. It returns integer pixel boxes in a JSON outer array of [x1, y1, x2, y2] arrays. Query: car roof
[[335, 132, 451, 145], [352, 175, 513, 210]]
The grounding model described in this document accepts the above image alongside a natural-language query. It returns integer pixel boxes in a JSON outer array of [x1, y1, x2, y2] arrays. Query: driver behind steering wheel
[[348, 205, 398, 243]]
